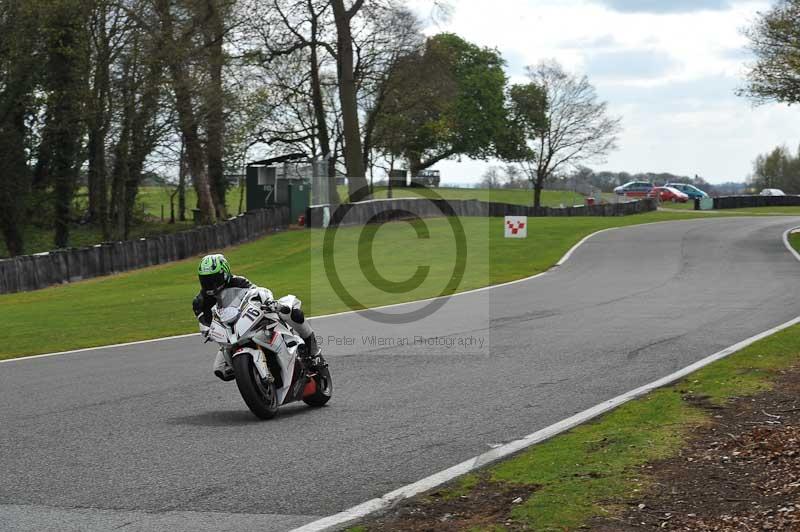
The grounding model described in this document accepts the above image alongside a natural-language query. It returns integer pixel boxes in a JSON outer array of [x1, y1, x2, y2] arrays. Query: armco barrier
[[710, 195, 800, 210], [306, 198, 656, 228], [0, 207, 290, 295]]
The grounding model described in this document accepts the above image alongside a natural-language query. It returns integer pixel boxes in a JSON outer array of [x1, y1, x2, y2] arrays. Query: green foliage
[[742, 0, 800, 104], [750, 144, 800, 194], [373, 33, 513, 172], [503, 83, 548, 161]]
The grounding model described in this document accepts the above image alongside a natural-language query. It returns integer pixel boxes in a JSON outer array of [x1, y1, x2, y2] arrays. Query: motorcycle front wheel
[[303, 365, 333, 407], [233, 355, 279, 420]]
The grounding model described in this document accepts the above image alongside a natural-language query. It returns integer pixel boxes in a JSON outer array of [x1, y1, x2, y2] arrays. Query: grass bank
[[356, 322, 800, 532], [0, 211, 715, 360]]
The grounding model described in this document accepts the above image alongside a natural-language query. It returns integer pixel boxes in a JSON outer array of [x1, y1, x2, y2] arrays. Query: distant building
[[411, 169, 440, 188]]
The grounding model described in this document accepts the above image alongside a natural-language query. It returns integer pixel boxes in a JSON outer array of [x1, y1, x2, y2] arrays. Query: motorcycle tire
[[233, 355, 279, 420], [303, 365, 333, 407]]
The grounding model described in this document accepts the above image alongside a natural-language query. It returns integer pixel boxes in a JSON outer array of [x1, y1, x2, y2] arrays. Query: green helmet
[[198, 254, 232, 295]]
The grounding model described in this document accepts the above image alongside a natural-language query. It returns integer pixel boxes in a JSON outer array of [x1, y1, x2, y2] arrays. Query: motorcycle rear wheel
[[233, 355, 279, 420], [303, 365, 333, 407]]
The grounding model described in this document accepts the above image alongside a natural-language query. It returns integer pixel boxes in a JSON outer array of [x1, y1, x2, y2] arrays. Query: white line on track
[[290, 223, 800, 532]]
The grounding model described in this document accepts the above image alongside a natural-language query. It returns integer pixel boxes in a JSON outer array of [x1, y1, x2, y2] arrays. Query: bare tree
[[515, 61, 621, 209]]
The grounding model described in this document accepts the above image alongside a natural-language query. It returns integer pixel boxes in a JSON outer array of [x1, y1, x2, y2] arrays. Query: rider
[[192, 253, 320, 381]]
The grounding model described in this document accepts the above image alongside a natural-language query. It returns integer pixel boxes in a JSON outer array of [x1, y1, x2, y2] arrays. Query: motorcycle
[[200, 286, 332, 419]]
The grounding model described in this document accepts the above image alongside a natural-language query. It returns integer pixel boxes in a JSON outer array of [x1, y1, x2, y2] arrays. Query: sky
[[405, 0, 800, 185]]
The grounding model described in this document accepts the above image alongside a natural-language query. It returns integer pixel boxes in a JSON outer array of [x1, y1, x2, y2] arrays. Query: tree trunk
[[308, 14, 340, 206], [204, 0, 227, 220], [179, 138, 187, 221], [331, 0, 368, 202], [0, 3, 37, 256], [48, 6, 86, 249], [156, 0, 215, 225], [87, 7, 110, 235], [0, 107, 30, 256], [533, 171, 545, 209], [408, 153, 423, 178], [123, 58, 163, 239], [110, 128, 130, 239]]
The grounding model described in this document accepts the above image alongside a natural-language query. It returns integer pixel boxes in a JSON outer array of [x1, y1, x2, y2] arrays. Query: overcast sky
[[406, 0, 800, 185]]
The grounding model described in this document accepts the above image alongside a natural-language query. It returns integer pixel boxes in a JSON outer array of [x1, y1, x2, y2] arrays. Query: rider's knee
[[290, 307, 305, 324]]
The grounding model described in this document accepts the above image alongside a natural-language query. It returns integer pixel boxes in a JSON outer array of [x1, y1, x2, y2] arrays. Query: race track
[[2, 217, 800, 531]]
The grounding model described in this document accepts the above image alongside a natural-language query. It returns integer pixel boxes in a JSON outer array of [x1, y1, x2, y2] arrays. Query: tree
[[0, 2, 41, 255], [151, 0, 218, 225], [41, 0, 90, 248], [372, 33, 515, 176], [513, 61, 621, 209], [740, 0, 800, 105], [751, 145, 800, 194], [331, 0, 370, 200], [201, 0, 232, 220], [479, 166, 503, 189]]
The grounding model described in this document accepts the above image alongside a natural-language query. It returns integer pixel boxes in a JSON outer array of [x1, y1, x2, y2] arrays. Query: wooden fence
[[709, 195, 800, 210], [0, 207, 289, 295]]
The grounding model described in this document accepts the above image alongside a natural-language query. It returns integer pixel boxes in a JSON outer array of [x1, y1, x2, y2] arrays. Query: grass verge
[[357, 322, 800, 532]]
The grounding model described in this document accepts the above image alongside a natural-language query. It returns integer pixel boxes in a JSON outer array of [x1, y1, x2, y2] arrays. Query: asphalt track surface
[[2, 217, 800, 531]]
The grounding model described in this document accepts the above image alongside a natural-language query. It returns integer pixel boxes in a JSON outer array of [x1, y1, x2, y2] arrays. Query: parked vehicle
[[201, 287, 332, 419], [665, 183, 708, 199], [614, 181, 653, 197], [649, 186, 689, 203], [760, 188, 786, 196]]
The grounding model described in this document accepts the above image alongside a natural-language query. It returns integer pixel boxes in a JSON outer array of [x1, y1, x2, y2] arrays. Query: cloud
[[595, 0, 733, 13], [586, 50, 676, 80]]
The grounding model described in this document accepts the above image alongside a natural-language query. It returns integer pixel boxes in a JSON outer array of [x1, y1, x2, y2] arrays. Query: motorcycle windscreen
[[216, 287, 249, 308]]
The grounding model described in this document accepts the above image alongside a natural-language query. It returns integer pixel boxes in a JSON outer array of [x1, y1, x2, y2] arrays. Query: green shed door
[[288, 182, 310, 222]]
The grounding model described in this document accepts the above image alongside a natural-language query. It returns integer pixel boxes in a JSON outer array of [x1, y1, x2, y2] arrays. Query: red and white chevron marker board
[[504, 216, 528, 239]]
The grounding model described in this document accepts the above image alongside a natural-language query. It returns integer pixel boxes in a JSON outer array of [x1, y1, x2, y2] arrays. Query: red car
[[648, 186, 689, 203]]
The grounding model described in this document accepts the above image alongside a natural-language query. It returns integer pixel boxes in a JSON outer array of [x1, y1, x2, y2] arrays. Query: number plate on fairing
[[235, 305, 262, 337]]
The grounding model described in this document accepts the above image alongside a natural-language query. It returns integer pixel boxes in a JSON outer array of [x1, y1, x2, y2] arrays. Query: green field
[[136, 185, 246, 219], [0, 211, 716, 359]]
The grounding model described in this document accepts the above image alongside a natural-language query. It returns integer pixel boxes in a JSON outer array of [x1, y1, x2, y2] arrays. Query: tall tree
[[201, 0, 231, 220], [751, 145, 800, 194], [0, 1, 41, 255], [152, 0, 217, 224], [513, 61, 621, 209], [42, 0, 90, 248], [331, 0, 369, 200], [740, 0, 800, 105], [372, 33, 513, 176]]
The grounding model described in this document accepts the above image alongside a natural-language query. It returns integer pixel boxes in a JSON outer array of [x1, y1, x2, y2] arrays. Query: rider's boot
[[301, 333, 325, 369], [213, 350, 235, 382]]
